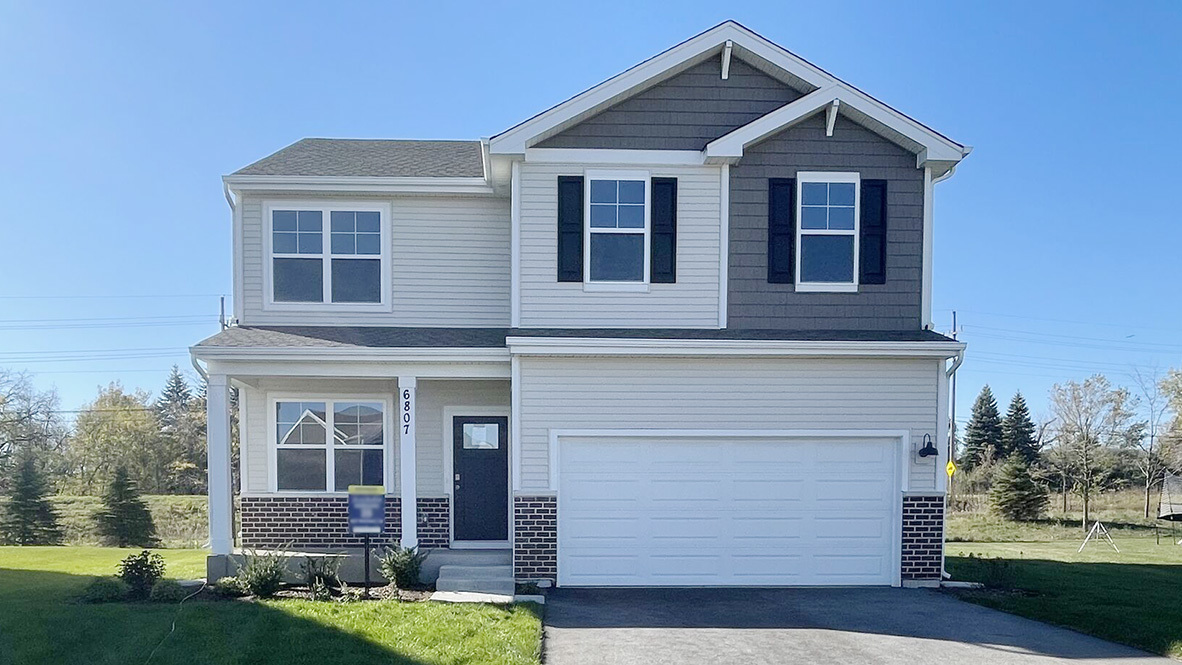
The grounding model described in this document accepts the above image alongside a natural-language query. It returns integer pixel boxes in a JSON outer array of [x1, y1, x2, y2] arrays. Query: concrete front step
[[436, 576, 516, 595], [438, 564, 514, 580]]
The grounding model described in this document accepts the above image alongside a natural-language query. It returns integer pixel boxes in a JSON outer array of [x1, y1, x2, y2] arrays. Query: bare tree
[[1130, 368, 1172, 518], [0, 370, 67, 492], [1047, 375, 1139, 529]]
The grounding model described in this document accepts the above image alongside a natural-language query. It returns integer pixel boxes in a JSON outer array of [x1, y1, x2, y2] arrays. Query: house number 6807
[[401, 389, 413, 434]]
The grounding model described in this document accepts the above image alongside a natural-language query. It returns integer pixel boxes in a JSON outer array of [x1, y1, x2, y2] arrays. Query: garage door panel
[[558, 435, 899, 587]]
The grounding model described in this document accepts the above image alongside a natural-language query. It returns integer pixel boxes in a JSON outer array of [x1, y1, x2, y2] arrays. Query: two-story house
[[192, 21, 969, 593]]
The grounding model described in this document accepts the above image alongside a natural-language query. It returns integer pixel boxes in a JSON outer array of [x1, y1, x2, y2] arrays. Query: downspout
[[941, 346, 965, 581], [191, 355, 209, 382]]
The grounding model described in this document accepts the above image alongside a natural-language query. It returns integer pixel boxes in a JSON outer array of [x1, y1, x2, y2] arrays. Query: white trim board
[[506, 337, 965, 358], [224, 175, 496, 196]]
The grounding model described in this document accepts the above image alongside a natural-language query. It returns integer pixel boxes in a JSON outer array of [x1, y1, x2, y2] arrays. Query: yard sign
[[347, 485, 385, 534]]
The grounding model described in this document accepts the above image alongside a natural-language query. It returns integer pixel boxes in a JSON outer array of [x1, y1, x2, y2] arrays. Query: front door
[[452, 416, 509, 542]]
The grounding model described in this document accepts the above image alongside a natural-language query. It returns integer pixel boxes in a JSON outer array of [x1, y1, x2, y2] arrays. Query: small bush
[[149, 579, 190, 603], [964, 553, 1017, 589], [81, 576, 129, 603], [117, 550, 165, 599], [209, 576, 245, 598], [236, 547, 290, 598], [378, 544, 427, 589], [310, 579, 333, 602], [301, 555, 342, 590]]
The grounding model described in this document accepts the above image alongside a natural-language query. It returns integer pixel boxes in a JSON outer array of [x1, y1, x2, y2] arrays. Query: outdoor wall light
[[917, 433, 939, 458]]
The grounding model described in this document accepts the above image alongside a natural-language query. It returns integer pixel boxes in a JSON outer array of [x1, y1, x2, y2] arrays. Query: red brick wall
[[239, 496, 401, 549], [513, 495, 557, 581], [901, 495, 945, 580]]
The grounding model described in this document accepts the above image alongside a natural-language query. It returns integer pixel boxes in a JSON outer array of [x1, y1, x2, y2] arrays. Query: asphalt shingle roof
[[195, 326, 956, 349], [232, 139, 485, 178]]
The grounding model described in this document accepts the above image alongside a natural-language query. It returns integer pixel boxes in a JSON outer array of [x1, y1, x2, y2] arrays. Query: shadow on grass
[[545, 586, 1166, 660], [0, 567, 432, 665], [946, 557, 1182, 658]]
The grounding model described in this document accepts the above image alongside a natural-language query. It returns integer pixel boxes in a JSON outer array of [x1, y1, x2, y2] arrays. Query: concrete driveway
[[543, 588, 1170, 664]]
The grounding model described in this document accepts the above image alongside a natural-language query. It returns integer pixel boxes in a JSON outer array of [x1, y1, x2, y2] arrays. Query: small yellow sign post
[[946, 460, 957, 478]]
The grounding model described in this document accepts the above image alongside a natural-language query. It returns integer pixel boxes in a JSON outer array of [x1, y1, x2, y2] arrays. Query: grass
[[947, 489, 1182, 658], [0, 546, 542, 665], [947, 489, 1167, 542], [46, 495, 209, 548]]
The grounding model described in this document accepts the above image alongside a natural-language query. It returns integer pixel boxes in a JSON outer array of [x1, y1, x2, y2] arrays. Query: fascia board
[[222, 175, 496, 196], [505, 336, 966, 358]]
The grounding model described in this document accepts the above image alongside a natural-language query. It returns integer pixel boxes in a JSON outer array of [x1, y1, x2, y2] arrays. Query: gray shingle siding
[[728, 113, 925, 331], [535, 56, 804, 151]]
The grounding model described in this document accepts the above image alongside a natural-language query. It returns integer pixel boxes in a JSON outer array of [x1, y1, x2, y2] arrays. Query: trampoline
[[1160, 473, 1182, 522]]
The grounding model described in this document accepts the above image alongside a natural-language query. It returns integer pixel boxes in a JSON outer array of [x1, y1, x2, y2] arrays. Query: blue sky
[[1, 1, 1179, 427]]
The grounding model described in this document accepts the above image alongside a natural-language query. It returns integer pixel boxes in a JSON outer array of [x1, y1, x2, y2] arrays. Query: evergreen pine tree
[[0, 453, 63, 545], [989, 454, 1049, 521], [156, 365, 192, 431], [962, 385, 1003, 470], [95, 467, 158, 547], [1001, 392, 1040, 465]]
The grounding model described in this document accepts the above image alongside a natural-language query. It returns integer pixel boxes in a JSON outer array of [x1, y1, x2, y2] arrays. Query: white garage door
[[557, 434, 902, 587]]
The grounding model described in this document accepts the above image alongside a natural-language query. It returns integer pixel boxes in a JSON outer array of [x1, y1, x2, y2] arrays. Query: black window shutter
[[650, 177, 677, 283], [557, 176, 584, 282], [859, 179, 888, 285], [767, 178, 795, 284]]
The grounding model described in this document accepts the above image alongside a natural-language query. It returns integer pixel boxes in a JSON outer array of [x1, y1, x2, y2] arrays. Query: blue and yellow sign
[[347, 485, 385, 535]]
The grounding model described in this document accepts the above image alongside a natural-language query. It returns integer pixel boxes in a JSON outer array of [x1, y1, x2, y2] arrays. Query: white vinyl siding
[[239, 194, 510, 326], [413, 379, 511, 496], [517, 356, 942, 493], [518, 162, 722, 327]]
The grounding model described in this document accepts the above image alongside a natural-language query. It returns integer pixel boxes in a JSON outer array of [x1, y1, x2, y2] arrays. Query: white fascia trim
[[718, 164, 729, 328], [525, 148, 707, 166], [505, 337, 966, 358], [922, 166, 934, 329], [489, 21, 832, 155], [223, 175, 496, 195], [191, 345, 510, 364], [510, 160, 522, 327], [705, 84, 968, 166]]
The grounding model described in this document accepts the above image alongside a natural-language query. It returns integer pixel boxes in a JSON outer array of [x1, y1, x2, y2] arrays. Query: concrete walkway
[[543, 588, 1171, 664]]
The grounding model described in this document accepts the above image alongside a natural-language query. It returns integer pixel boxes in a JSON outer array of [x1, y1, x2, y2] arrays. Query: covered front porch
[[192, 327, 516, 582]]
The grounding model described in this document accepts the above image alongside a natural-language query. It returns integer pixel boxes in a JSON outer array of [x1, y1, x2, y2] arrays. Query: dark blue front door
[[452, 416, 509, 541]]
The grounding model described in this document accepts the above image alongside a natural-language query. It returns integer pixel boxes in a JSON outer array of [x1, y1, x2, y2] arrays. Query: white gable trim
[[489, 21, 833, 155], [705, 85, 970, 168], [222, 175, 495, 196]]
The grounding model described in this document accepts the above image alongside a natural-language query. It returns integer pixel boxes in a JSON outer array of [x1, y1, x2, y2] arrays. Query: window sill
[[582, 282, 650, 293], [795, 283, 858, 293]]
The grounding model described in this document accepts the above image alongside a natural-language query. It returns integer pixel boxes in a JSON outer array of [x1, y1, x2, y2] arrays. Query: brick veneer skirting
[[901, 495, 945, 580], [416, 497, 450, 549], [239, 496, 402, 549], [239, 496, 453, 550], [514, 495, 557, 581]]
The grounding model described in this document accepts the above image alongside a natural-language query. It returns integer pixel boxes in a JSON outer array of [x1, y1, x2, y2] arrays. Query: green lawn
[[0, 547, 541, 665], [947, 538, 1182, 658]]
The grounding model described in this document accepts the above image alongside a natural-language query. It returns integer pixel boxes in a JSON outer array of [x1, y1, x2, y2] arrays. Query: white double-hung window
[[586, 170, 649, 285], [273, 398, 389, 492], [267, 202, 390, 309], [797, 172, 859, 292]]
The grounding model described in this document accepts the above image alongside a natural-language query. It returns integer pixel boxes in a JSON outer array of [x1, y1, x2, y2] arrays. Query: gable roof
[[232, 138, 485, 178], [488, 21, 969, 173]]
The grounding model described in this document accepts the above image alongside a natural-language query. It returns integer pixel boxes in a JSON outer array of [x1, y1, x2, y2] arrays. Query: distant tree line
[[956, 370, 1182, 525]]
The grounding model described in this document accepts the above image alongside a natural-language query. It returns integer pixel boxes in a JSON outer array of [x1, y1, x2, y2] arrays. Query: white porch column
[[398, 376, 418, 548], [206, 373, 233, 555]]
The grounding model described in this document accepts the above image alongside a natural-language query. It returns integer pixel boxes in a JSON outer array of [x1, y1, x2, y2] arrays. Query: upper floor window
[[266, 203, 390, 309], [585, 171, 649, 285], [274, 399, 387, 492], [797, 172, 859, 292]]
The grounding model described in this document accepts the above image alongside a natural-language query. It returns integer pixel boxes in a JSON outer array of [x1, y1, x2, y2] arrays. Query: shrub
[[117, 550, 165, 599], [964, 553, 1017, 589], [310, 579, 333, 602], [378, 544, 427, 589], [95, 467, 158, 547], [989, 454, 1049, 521], [209, 576, 246, 598], [301, 555, 342, 590], [81, 576, 129, 603], [236, 547, 290, 598], [149, 579, 190, 603]]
